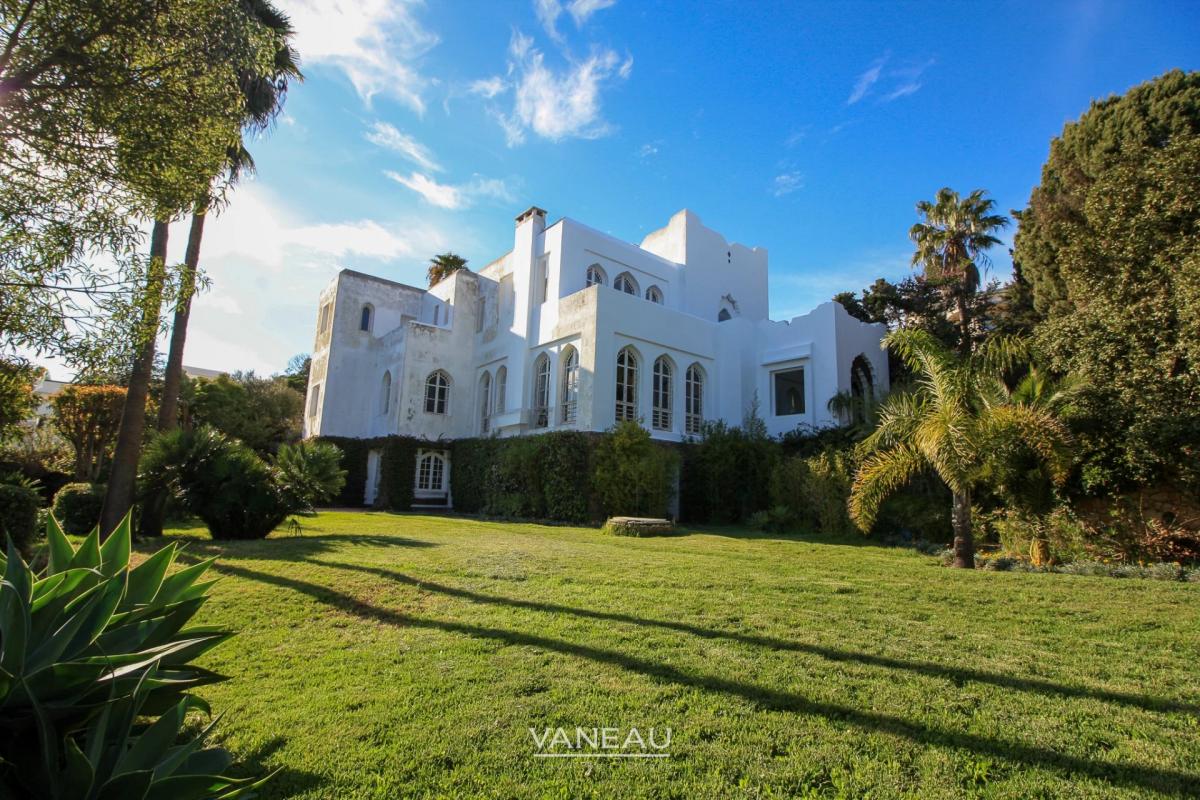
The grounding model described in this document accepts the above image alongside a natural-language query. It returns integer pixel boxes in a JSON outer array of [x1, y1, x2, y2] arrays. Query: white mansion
[[304, 206, 887, 506]]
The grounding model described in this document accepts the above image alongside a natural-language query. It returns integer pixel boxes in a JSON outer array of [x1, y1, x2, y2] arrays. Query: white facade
[[304, 207, 887, 502]]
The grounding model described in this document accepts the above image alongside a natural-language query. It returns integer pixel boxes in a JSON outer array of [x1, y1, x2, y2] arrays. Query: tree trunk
[[99, 219, 168, 538], [139, 208, 205, 537], [956, 291, 972, 357], [951, 489, 975, 568]]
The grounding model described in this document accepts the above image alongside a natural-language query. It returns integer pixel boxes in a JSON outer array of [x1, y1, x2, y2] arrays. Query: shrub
[[592, 421, 677, 519], [142, 427, 344, 540], [680, 421, 777, 523], [768, 448, 857, 536], [0, 482, 38, 553], [276, 439, 347, 512], [0, 513, 270, 798], [452, 432, 595, 522], [51, 481, 105, 536]]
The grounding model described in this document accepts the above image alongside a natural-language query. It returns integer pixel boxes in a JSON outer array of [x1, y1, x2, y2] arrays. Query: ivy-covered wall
[[315, 435, 425, 511]]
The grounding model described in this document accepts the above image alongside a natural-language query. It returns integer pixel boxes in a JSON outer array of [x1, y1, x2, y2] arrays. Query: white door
[[364, 449, 382, 506]]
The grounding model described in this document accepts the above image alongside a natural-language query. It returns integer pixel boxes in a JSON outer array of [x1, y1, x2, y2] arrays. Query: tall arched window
[[417, 452, 445, 491], [586, 264, 607, 287], [848, 354, 875, 424], [360, 304, 374, 332], [532, 354, 551, 428], [615, 347, 639, 422], [560, 347, 579, 424], [424, 370, 450, 414], [614, 272, 639, 295], [717, 308, 732, 322], [645, 285, 663, 304], [380, 371, 392, 415], [652, 356, 673, 431], [479, 371, 492, 433], [494, 365, 507, 416], [685, 364, 704, 434]]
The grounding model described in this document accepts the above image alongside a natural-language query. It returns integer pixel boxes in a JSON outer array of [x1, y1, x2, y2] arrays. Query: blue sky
[[170, 0, 1199, 375]]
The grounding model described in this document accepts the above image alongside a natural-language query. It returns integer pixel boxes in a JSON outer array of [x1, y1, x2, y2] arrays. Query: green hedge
[[315, 435, 423, 511], [51, 483, 105, 536], [679, 422, 778, 523], [0, 483, 39, 553], [451, 431, 598, 522]]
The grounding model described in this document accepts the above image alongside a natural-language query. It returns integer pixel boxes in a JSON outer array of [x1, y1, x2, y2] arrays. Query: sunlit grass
[[147, 512, 1200, 798]]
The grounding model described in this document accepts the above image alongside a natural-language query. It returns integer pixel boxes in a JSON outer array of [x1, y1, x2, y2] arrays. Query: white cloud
[[497, 32, 631, 145], [636, 142, 659, 159], [882, 82, 922, 102], [385, 171, 514, 210], [469, 76, 508, 99], [172, 182, 459, 375], [365, 121, 441, 172], [280, 0, 438, 112], [772, 171, 803, 197], [536, 0, 618, 41], [847, 52, 933, 105]]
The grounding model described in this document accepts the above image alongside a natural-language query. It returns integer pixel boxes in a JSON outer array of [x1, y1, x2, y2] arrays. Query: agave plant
[[0, 513, 271, 798]]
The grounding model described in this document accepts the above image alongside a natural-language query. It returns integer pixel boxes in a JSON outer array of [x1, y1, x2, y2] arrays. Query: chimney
[[514, 206, 547, 234]]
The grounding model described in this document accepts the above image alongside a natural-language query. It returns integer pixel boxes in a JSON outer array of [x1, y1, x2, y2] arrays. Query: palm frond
[[850, 444, 926, 532]]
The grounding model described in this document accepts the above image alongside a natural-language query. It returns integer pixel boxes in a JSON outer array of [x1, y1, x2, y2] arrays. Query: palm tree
[[909, 188, 1008, 355], [427, 253, 468, 286], [137, 7, 300, 537], [849, 329, 1072, 568]]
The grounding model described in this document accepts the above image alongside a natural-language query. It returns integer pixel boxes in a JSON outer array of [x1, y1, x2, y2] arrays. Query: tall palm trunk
[[99, 219, 169, 537], [951, 489, 975, 569], [139, 205, 206, 537]]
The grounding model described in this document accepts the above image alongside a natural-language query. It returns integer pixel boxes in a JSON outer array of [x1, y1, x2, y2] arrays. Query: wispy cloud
[[536, 0, 618, 41], [772, 171, 804, 197], [385, 171, 514, 210], [491, 31, 632, 145], [637, 141, 660, 159], [847, 53, 888, 104], [365, 122, 441, 172], [468, 76, 507, 99], [283, 0, 438, 112], [847, 51, 934, 105]]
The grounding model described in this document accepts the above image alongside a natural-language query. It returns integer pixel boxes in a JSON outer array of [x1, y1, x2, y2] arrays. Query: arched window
[[615, 347, 638, 422], [614, 272, 639, 295], [494, 365, 507, 416], [717, 308, 732, 322], [560, 347, 579, 424], [685, 364, 704, 434], [849, 354, 875, 424], [380, 371, 392, 415], [532, 353, 551, 428], [424, 370, 450, 414], [360, 304, 374, 332], [417, 452, 445, 491], [645, 285, 663, 304], [479, 371, 492, 433], [586, 264, 607, 287], [652, 356, 673, 430]]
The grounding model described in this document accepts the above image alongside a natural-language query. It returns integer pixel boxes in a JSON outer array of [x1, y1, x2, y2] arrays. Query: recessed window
[[494, 366, 507, 415], [773, 368, 805, 416], [432, 305, 441, 326], [380, 371, 391, 415], [360, 304, 373, 332], [479, 371, 491, 433], [685, 364, 704, 434], [645, 286, 663, 304], [308, 383, 321, 418], [538, 254, 550, 303], [652, 356, 673, 431], [614, 272, 639, 295], [560, 347, 579, 424], [718, 308, 732, 322], [424, 370, 450, 414], [533, 353, 551, 428], [318, 303, 332, 334], [615, 347, 638, 422], [586, 264, 607, 287]]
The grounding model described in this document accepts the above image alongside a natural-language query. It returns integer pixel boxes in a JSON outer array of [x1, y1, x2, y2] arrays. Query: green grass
[[145, 512, 1200, 799]]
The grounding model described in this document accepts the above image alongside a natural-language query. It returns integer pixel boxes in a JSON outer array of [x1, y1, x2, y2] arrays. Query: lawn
[[145, 512, 1200, 799]]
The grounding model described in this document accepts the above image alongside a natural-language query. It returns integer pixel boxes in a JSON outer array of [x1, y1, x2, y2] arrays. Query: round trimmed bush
[[0, 483, 40, 553], [51, 483, 105, 536]]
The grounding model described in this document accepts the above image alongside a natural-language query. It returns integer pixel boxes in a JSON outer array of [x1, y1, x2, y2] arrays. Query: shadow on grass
[[135, 532, 437, 561], [213, 560, 1200, 796], [317, 560, 1200, 717], [228, 736, 326, 799]]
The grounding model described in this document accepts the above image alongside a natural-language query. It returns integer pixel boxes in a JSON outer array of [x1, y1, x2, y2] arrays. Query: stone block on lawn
[[603, 516, 675, 537]]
